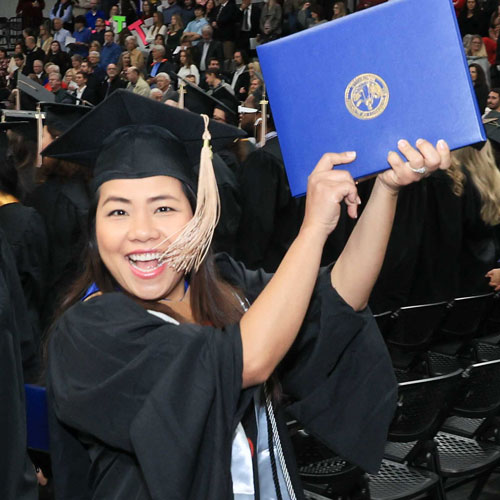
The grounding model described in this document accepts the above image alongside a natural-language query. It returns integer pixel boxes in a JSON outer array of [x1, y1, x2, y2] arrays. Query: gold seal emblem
[[345, 73, 389, 120]]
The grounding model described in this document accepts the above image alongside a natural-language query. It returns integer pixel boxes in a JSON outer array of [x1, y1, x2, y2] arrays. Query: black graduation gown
[[47, 254, 397, 500], [0, 230, 38, 500], [0, 202, 49, 380], [26, 177, 90, 327]]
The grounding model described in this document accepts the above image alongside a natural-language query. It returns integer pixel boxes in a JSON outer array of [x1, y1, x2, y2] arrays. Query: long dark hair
[[57, 183, 245, 328]]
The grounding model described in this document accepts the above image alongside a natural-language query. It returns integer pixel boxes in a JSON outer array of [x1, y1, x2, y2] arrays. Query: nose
[[127, 210, 162, 242]]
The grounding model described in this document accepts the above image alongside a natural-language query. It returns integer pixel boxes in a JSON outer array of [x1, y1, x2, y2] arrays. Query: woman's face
[[180, 51, 186, 64], [154, 12, 161, 24], [110, 5, 119, 16], [96, 176, 194, 301], [469, 65, 478, 81], [471, 37, 481, 52], [467, 0, 475, 10], [207, 0, 214, 10], [123, 52, 131, 64], [15, 44, 23, 54], [333, 3, 340, 14], [51, 42, 60, 52]]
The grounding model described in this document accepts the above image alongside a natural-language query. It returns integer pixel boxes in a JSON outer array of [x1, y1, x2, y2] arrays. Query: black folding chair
[[369, 369, 464, 500]]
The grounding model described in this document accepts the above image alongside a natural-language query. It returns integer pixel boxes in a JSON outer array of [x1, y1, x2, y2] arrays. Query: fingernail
[[398, 139, 408, 147], [356, 196, 362, 204], [437, 139, 446, 149], [416, 138, 424, 146], [345, 151, 356, 159], [35, 467, 40, 473]]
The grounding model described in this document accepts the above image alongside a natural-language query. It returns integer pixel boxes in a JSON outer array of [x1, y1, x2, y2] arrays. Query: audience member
[[230, 49, 249, 101], [125, 36, 146, 73], [88, 50, 106, 80], [23, 36, 45, 76], [72, 15, 92, 57], [90, 17, 107, 45], [149, 87, 163, 101], [147, 44, 172, 85], [167, 14, 185, 52], [0, 49, 9, 93], [205, 0, 217, 25], [100, 30, 122, 69], [7, 53, 25, 90], [212, 0, 240, 63], [30, 59, 46, 84], [182, 0, 197, 25], [73, 71, 98, 104], [332, 0, 347, 19], [46, 40, 72, 74], [50, 0, 74, 28], [205, 67, 235, 102], [466, 34, 491, 85], [160, 0, 184, 26], [155, 71, 179, 102], [146, 12, 168, 44], [118, 50, 133, 79], [86, 0, 106, 29], [16, 0, 45, 30], [53, 18, 72, 52], [182, 4, 209, 46], [71, 53, 83, 71], [126, 66, 151, 96], [99, 62, 127, 100], [458, 0, 487, 37], [259, 0, 282, 43], [140, 0, 155, 22], [7, 43, 25, 74], [48, 72, 69, 102], [237, 0, 260, 52], [80, 59, 101, 91], [177, 49, 200, 84], [196, 25, 224, 71], [89, 40, 102, 54], [469, 62, 489, 113], [37, 23, 54, 54]]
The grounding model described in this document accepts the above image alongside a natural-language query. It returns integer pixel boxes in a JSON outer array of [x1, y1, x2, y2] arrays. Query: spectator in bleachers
[[125, 36, 146, 73], [64, 67, 78, 90], [72, 15, 92, 58], [466, 34, 491, 85], [0, 49, 10, 94], [458, 0, 486, 37], [46, 40, 72, 74], [167, 14, 185, 52], [49, 72, 69, 102], [147, 44, 173, 85], [90, 17, 107, 45], [89, 39, 102, 54], [7, 53, 25, 90], [212, 0, 240, 63], [469, 62, 489, 113], [30, 59, 46, 84], [89, 50, 106, 80], [177, 49, 200, 84], [196, 25, 224, 71], [108, 5, 121, 41], [160, 0, 184, 26], [259, 0, 282, 44], [126, 66, 151, 96], [118, 50, 133, 79], [71, 53, 83, 71], [146, 11, 168, 44], [53, 18, 72, 52], [332, 0, 347, 19], [23, 36, 45, 76], [80, 59, 102, 91], [100, 30, 122, 69], [7, 43, 25, 74], [237, 0, 260, 53], [206, 68, 235, 102], [205, 0, 217, 24], [182, 4, 208, 46], [150, 87, 163, 100], [141, 0, 155, 22], [74, 71, 98, 104], [50, 0, 74, 29], [16, 0, 45, 30], [37, 24, 54, 54], [182, 0, 197, 25], [155, 71, 179, 102], [86, 0, 107, 29], [99, 63, 127, 100], [230, 49, 249, 101], [483, 25, 498, 66]]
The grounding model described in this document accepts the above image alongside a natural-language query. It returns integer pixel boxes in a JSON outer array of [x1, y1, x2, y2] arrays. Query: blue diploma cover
[[257, 0, 486, 196]]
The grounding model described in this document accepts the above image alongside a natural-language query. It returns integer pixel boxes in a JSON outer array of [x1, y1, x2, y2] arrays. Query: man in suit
[[229, 50, 250, 102], [29, 59, 47, 85], [74, 71, 98, 104], [195, 25, 224, 72], [156, 72, 179, 103], [237, 0, 261, 53], [212, 0, 241, 64], [22, 36, 46, 76], [146, 45, 173, 87], [99, 63, 127, 101]]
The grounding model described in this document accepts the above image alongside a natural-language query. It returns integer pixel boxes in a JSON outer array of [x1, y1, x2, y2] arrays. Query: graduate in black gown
[[44, 91, 451, 499], [26, 102, 93, 329], [0, 122, 48, 382]]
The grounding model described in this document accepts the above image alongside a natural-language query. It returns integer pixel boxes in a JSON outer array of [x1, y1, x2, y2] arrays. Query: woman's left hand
[[377, 138, 451, 194]]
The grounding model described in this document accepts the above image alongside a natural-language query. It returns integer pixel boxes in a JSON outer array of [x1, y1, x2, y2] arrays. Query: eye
[[107, 209, 127, 217], [155, 206, 174, 213]]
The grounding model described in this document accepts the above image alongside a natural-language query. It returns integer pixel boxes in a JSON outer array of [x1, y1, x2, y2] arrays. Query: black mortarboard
[[483, 110, 500, 146], [41, 90, 246, 273], [0, 121, 30, 163], [40, 102, 92, 134], [171, 73, 237, 118], [17, 73, 55, 103], [1, 110, 39, 143]]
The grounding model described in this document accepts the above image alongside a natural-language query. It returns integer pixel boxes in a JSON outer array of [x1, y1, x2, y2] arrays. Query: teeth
[[128, 252, 161, 262]]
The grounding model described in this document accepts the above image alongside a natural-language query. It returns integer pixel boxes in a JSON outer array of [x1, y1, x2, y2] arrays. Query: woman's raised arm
[[331, 139, 451, 311]]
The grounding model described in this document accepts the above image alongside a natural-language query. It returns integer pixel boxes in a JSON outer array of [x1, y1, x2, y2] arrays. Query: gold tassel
[[159, 114, 220, 273]]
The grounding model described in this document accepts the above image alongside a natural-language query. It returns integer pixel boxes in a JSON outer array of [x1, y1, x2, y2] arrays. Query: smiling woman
[[43, 90, 450, 500]]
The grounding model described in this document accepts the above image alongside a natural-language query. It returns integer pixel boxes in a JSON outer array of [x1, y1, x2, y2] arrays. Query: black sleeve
[[48, 293, 245, 498], [280, 266, 398, 473]]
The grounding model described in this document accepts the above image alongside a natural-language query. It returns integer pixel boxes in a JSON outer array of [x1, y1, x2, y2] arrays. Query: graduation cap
[[483, 110, 500, 146], [42, 90, 246, 273], [172, 73, 237, 119], [1, 110, 40, 143], [17, 73, 55, 103], [40, 102, 92, 135], [0, 121, 31, 163]]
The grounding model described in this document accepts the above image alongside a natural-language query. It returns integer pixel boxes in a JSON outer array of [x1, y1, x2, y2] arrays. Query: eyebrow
[[101, 194, 180, 207]]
